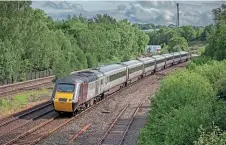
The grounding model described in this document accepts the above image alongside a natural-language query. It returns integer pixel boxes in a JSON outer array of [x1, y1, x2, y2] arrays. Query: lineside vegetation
[[139, 4, 226, 145], [0, 1, 149, 82]]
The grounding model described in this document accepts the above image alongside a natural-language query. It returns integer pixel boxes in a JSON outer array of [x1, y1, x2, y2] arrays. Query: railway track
[[0, 62, 186, 145], [62, 63, 185, 145], [0, 101, 52, 126], [0, 76, 54, 97], [0, 102, 54, 145], [97, 80, 158, 145], [81, 63, 184, 145], [3, 86, 124, 145]]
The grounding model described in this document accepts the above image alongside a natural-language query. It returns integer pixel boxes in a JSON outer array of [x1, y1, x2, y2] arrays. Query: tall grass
[[0, 89, 51, 117]]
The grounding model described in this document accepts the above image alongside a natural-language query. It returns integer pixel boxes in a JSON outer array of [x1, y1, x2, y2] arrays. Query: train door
[[100, 78, 104, 93], [95, 80, 99, 95]]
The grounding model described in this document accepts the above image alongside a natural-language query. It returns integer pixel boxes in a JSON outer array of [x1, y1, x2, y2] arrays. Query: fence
[[0, 69, 53, 86]]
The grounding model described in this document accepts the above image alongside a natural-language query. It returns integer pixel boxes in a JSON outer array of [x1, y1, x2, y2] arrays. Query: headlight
[[53, 98, 57, 101]]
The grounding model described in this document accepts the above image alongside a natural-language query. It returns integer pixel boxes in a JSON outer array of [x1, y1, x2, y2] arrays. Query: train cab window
[[57, 83, 75, 92]]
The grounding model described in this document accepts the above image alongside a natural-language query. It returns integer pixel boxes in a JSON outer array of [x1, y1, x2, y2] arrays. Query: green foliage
[[168, 36, 188, 52], [148, 27, 178, 45], [194, 125, 226, 145], [139, 70, 217, 145], [186, 56, 212, 68], [205, 21, 226, 60], [200, 24, 215, 41], [0, 89, 51, 116], [139, 67, 226, 145], [203, 4, 226, 60], [0, 1, 149, 81], [189, 60, 226, 101], [145, 24, 209, 54], [212, 4, 226, 22], [179, 25, 197, 41], [160, 44, 169, 54], [191, 60, 226, 85]]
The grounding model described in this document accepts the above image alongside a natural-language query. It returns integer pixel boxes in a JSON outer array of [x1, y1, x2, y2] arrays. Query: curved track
[[0, 61, 187, 145]]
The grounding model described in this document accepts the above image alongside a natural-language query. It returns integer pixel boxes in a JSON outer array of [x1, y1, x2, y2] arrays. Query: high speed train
[[51, 51, 190, 115]]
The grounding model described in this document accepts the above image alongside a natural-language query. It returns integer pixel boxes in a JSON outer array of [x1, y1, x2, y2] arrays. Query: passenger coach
[[137, 57, 155, 76], [51, 51, 191, 115], [122, 60, 143, 84]]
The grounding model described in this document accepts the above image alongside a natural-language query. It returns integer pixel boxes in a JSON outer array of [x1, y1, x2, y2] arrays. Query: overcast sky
[[31, 1, 226, 26]]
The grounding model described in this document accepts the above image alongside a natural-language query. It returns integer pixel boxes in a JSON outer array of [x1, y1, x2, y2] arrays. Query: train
[[51, 51, 191, 115]]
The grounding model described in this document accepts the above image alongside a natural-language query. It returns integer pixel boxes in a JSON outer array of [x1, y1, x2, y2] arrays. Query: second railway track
[[0, 62, 187, 145], [97, 79, 159, 145], [0, 76, 54, 97]]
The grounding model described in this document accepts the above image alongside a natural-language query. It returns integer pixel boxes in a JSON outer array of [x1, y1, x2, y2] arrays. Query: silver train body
[[52, 51, 191, 113]]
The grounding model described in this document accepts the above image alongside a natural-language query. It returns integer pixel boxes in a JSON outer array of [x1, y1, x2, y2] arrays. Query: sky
[[31, 1, 226, 26]]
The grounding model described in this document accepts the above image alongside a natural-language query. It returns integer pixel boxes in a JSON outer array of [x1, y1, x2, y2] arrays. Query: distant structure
[[141, 29, 160, 33], [146, 45, 161, 53], [176, 3, 179, 27]]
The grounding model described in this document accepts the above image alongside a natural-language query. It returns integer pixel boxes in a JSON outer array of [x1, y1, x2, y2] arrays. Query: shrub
[[194, 124, 226, 145], [139, 70, 215, 145]]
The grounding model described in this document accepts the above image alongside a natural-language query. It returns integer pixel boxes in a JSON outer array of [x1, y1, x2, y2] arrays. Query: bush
[[192, 60, 226, 85], [139, 70, 215, 145], [164, 105, 213, 145], [194, 124, 226, 145]]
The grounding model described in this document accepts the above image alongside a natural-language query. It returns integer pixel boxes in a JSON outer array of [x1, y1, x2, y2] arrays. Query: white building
[[146, 45, 161, 53]]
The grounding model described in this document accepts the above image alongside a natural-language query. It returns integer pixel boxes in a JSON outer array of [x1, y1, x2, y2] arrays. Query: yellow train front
[[51, 76, 80, 114]]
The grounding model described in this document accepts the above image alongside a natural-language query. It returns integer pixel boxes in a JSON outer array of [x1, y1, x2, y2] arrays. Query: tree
[[168, 36, 188, 52], [179, 25, 197, 42], [212, 4, 226, 22], [205, 21, 226, 60], [0, 1, 150, 81]]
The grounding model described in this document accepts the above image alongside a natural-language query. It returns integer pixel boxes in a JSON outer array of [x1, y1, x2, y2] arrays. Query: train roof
[[172, 52, 181, 55], [97, 64, 125, 73], [151, 55, 165, 60], [137, 57, 155, 63], [122, 60, 143, 66], [89, 69, 104, 77], [57, 71, 99, 84], [162, 53, 173, 58]]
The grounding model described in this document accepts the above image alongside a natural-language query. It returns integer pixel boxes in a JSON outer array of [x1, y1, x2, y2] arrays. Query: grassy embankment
[[138, 57, 226, 145], [0, 88, 52, 117]]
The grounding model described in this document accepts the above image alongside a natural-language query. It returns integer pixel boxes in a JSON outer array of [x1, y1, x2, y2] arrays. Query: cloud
[[31, 1, 225, 26]]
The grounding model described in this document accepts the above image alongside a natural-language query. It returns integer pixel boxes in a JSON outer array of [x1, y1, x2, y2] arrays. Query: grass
[[0, 88, 52, 117], [188, 40, 207, 47], [188, 40, 207, 55]]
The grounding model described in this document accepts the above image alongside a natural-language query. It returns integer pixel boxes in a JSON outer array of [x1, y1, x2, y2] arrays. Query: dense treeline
[[204, 4, 226, 60], [0, 1, 149, 82], [136, 21, 214, 54], [139, 4, 226, 145], [145, 25, 213, 53]]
